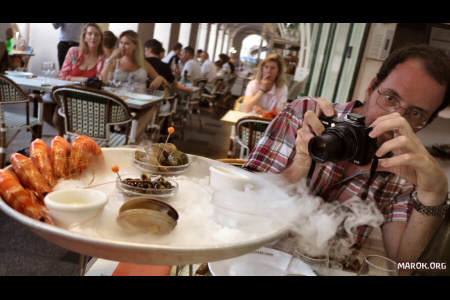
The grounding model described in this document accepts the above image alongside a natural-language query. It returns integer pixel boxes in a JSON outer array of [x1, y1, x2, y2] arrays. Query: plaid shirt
[[244, 97, 415, 248]]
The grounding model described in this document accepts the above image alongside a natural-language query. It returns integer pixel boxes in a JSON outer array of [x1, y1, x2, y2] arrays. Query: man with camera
[[243, 45, 450, 267]]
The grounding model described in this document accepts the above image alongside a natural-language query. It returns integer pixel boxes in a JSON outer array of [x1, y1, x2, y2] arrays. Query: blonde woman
[[59, 23, 105, 82], [101, 30, 164, 93], [241, 53, 288, 115]]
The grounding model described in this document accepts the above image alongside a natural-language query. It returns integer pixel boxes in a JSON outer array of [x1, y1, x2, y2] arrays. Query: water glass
[[294, 250, 329, 270], [357, 255, 398, 276]]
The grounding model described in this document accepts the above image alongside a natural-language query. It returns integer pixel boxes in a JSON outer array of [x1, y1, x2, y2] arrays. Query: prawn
[[30, 138, 56, 187], [50, 136, 71, 180], [9, 153, 52, 201], [0, 169, 53, 224], [68, 135, 104, 178]]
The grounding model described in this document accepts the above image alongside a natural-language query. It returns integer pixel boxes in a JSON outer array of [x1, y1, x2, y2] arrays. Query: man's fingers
[[314, 97, 335, 117], [304, 111, 326, 136]]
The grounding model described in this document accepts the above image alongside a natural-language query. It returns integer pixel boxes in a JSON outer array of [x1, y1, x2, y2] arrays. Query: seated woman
[[59, 23, 105, 82], [100, 30, 165, 93], [240, 53, 288, 116]]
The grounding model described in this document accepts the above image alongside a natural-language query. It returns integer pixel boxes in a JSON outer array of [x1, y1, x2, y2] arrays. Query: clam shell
[[116, 197, 178, 234]]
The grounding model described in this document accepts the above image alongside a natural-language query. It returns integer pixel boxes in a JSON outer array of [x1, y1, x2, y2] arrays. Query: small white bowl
[[209, 165, 251, 191], [44, 189, 108, 229]]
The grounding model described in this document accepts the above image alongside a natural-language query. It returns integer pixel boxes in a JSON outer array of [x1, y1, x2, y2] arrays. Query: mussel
[[135, 143, 188, 167]]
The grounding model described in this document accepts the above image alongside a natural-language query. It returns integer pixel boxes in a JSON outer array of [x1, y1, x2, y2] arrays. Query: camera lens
[[308, 125, 358, 163]]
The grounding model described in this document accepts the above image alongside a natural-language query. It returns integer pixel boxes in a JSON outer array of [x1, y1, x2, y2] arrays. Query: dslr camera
[[307, 113, 377, 166]]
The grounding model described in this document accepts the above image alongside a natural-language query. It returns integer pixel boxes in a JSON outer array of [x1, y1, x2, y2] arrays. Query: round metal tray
[[0, 148, 290, 265]]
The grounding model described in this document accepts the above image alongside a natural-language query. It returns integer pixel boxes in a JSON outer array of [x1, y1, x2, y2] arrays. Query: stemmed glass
[[357, 255, 398, 276], [47, 62, 57, 79]]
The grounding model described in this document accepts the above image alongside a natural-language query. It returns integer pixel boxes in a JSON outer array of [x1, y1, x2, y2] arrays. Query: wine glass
[[357, 255, 398, 276], [48, 62, 57, 79]]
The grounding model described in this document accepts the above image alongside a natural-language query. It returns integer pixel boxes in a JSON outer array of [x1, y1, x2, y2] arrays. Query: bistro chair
[[201, 76, 224, 112], [234, 116, 271, 159], [147, 84, 178, 142], [217, 74, 238, 110], [0, 74, 43, 167], [188, 78, 208, 128], [51, 85, 133, 147]]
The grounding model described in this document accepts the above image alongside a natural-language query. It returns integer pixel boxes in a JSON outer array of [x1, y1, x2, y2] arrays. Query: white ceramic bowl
[[44, 189, 108, 229], [209, 165, 251, 191]]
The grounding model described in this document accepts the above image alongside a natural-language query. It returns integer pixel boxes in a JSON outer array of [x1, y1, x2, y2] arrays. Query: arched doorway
[[239, 34, 268, 73]]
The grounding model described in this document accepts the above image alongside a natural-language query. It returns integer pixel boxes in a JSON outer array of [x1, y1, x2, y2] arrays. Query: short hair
[[103, 30, 117, 50], [255, 53, 287, 88], [373, 44, 450, 123], [144, 39, 164, 56], [173, 42, 183, 51], [183, 46, 195, 57], [219, 53, 229, 62], [196, 49, 203, 54]]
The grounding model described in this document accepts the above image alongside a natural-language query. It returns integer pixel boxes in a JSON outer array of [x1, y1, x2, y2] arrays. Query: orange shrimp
[[0, 169, 53, 224], [9, 153, 52, 201], [30, 138, 56, 187], [68, 135, 104, 178], [50, 136, 71, 180]]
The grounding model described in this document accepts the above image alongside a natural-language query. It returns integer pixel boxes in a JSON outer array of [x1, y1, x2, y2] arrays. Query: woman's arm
[[241, 80, 267, 113], [58, 47, 78, 80], [100, 59, 116, 85]]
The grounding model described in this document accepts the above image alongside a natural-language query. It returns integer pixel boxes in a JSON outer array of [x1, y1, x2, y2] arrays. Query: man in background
[[162, 42, 182, 76], [53, 23, 84, 69], [180, 46, 201, 82], [200, 51, 216, 83]]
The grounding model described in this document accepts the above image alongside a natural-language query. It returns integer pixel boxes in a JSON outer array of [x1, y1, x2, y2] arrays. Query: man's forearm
[[281, 154, 312, 183], [396, 210, 443, 263]]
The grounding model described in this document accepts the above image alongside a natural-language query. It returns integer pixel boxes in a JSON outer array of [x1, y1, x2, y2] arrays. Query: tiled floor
[[0, 103, 234, 275]]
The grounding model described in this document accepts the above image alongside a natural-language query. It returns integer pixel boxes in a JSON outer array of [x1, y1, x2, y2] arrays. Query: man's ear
[[365, 77, 378, 100]]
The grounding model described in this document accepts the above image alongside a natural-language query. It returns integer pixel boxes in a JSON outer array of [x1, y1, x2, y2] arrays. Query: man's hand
[[282, 97, 336, 183], [260, 76, 273, 92], [295, 98, 336, 157], [369, 112, 448, 205]]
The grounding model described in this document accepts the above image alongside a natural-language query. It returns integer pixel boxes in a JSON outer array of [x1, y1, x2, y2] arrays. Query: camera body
[[307, 113, 377, 166]]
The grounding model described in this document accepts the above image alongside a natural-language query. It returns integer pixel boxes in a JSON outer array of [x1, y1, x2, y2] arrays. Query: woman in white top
[[241, 53, 288, 115], [101, 30, 165, 93]]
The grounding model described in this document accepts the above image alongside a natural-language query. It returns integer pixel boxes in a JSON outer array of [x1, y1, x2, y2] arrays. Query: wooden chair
[[51, 85, 133, 147], [234, 116, 271, 159], [0, 74, 43, 167]]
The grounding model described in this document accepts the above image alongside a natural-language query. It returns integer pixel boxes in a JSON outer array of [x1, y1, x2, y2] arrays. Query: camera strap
[[306, 160, 316, 187], [361, 157, 379, 201]]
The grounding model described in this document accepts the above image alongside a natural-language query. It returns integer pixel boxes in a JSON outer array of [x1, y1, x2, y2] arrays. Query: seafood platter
[[0, 136, 295, 265]]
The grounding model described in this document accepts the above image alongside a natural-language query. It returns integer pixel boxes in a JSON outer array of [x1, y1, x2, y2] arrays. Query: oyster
[[116, 197, 178, 234]]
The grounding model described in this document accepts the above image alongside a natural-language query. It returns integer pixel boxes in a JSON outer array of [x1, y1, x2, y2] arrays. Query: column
[[168, 23, 181, 50], [153, 23, 172, 53]]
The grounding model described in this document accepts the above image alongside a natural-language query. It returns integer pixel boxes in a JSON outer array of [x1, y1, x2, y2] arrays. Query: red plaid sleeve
[[244, 98, 318, 173]]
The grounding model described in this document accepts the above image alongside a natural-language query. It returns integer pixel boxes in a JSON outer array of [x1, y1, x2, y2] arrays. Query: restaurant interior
[[0, 22, 449, 276]]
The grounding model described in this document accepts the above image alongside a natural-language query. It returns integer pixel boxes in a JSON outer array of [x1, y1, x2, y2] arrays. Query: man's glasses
[[376, 88, 429, 130]]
